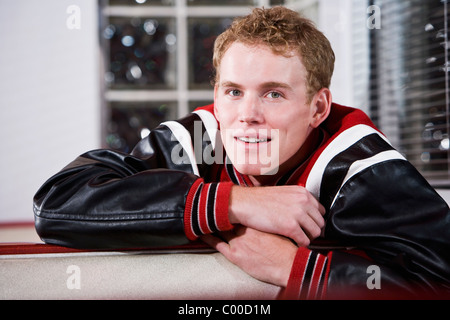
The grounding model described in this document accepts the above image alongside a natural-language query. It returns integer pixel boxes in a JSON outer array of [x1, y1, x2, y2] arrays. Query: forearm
[[280, 247, 331, 300], [228, 185, 257, 225], [282, 246, 450, 300], [34, 152, 239, 249], [183, 180, 234, 241], [280, 247, 415, 300], [34, 150, 197, 249]]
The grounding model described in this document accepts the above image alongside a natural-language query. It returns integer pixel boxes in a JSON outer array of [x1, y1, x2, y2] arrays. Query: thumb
[[200, 234, 230, 255]]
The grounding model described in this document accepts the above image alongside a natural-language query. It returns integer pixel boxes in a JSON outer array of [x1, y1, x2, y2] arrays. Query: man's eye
[[267, 92, 282, 99], [228, 89, 241, 97]]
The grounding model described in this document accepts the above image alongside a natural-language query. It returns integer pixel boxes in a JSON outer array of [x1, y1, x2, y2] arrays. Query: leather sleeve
[[322, 160, 450, 298], [33, 113, 227, 249], [283, 160, 450, 300]]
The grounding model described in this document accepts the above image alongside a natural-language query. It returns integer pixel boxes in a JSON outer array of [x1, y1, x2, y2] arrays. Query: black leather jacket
[[33, 103, 450, 299]]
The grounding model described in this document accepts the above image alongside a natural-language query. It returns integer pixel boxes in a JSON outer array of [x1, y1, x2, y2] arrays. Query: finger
[[308, 207, 326, 229], [298, 214, 323, 240], [304, 198, 326, 228], [201, 234, 230, 255], [299, 187, 325, 213], [318, 203, 326, 215], [290, 229, 311, 247]]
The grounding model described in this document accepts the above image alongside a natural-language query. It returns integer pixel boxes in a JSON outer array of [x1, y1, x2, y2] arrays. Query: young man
[[34, 7, 450, 299]]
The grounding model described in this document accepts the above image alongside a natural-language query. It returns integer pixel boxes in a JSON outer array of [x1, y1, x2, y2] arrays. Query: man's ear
[[310, 88, 332, 128]]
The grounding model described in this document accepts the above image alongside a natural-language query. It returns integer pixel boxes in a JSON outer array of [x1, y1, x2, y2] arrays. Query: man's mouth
[[236, 137, 271, 143]]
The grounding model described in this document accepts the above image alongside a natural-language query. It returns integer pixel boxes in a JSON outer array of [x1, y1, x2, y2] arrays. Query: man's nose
[[238, 96, 264, 124]]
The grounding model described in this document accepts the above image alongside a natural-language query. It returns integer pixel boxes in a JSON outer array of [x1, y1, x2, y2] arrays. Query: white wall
[[0, 0, 100, 223]]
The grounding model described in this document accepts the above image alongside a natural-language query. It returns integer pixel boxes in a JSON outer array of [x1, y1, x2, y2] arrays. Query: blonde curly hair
[[213, 6, 335, 102]]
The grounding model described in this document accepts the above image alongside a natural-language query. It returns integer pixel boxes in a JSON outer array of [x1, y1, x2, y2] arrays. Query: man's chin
[[233, 163, 280, 177]]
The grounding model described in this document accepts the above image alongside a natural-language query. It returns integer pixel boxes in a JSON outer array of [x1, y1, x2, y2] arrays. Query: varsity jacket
[[33, 103, 450, 299]]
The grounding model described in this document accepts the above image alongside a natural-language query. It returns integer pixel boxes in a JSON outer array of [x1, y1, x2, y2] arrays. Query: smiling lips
[[235, 136, 272, 144]]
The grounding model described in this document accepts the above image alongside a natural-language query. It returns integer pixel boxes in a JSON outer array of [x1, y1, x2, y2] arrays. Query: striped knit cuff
[[184, 180, 234, 241], [282, 247, 332, 300]]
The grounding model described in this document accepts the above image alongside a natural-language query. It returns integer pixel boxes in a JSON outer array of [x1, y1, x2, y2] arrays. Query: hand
[[201, 225, 298, 287], [228, 185, 325, 246]]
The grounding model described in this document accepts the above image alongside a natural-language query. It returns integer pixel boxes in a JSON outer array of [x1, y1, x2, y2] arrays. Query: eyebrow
[[220, 81, 243, 89], [220, 81, 293, 91]]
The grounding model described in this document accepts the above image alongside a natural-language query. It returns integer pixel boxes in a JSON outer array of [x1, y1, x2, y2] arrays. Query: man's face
[[214, 42, 321, 181]]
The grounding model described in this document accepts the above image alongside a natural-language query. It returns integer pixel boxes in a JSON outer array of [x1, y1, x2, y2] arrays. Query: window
[[368, 0, 450, 186]]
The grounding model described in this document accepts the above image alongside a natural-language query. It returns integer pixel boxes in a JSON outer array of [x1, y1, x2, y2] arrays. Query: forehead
[[218, 42, 307, 86]]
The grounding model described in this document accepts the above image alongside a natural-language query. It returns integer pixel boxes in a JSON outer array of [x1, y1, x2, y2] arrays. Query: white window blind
[[369, 0, 450, 186]]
